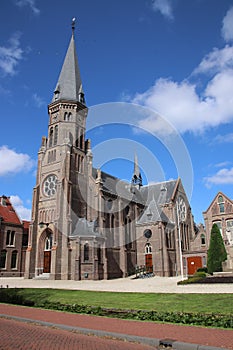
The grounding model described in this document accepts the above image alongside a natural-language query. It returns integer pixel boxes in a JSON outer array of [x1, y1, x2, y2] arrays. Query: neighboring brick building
[[24, 25, 197, 280], [203, 192, 233, 272], [0, 196, 29, 277]]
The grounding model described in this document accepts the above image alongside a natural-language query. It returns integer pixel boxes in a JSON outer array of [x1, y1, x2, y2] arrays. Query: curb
[[0, 314, 230, 350]]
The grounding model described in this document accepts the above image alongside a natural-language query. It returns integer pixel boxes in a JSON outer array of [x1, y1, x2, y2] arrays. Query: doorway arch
[[38, 229, 53, 275]]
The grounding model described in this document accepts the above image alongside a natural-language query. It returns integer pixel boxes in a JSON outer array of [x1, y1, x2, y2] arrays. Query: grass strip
[[0, 288, 232, 328]]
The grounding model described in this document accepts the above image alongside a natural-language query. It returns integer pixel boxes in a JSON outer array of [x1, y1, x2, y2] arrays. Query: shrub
[[207, 224, 227, 274], [194, 271, 207, 278], [197, 267, 208, 273]]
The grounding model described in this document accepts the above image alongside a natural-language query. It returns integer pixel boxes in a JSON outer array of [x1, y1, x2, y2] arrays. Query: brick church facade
[[25, 25, 199, 280]]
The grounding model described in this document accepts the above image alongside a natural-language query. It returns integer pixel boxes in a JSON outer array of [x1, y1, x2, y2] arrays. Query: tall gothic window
[[124, 217, 132, 248], [84, 243, 89, 261], [49, 127, 53, 147], [214, 221, 222, 236], [218, 195, 224, 213], [54, 125, 58, 145]]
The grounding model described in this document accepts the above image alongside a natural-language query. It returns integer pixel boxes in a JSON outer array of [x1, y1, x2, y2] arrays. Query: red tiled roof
[[23, 220, 30, 229], [0, 196, 21, 225]]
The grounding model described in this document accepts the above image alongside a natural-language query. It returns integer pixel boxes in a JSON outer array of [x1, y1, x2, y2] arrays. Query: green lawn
[[11, 289, 233, 315]]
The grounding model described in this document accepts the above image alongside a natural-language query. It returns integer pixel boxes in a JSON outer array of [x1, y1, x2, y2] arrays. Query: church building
[[25, 23, 197, 280]]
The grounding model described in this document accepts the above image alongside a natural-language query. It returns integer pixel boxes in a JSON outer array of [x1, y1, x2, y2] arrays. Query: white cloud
[[152, 0, 174, 20], [132, 51, 233, 134], [214, 133, 233, 143], [204, 167, 233, 187], [0, 145, 34, 176], [0, 32, 23, 76], [193, 45, 233, 75], [32, 93, 45, 108], [130, 7, 233, 135], [10, 195, 31, 221], [222, 6, 233, 42], [215, 161, 232, 168], [15, 0, 40, 15]]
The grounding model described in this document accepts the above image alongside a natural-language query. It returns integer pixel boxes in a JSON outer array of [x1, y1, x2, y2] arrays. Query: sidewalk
[[0, 276, 233, 293], [0, 304, 232, 350]]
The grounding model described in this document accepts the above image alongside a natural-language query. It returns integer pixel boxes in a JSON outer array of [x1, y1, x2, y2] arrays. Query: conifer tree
[[207, 223, 227, 274]]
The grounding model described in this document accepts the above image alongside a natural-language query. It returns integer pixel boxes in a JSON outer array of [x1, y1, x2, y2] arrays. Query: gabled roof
[[51, 33, 84, 103], [0, 196, 21, 225], [203, 191, 233, 214], [136, 180, 178, 225], [140, 179, 178, 206], [137, 197, 170, 224], [71, 217, 102, 238]]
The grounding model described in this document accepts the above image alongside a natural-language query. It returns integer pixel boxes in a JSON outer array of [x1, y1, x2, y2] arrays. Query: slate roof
[[71, 217, 102, 238], [92, 168, 144, 204], [0, 196, 21, 225], [92, 167, 179, 224], [137, 180, 177, 225], [140, 180, 177, 206], [51, 33, 84, 103]]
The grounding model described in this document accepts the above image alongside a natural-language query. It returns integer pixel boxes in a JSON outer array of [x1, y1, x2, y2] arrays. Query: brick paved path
[[0, 304, 233, 349], [0, 317, 155, 350]]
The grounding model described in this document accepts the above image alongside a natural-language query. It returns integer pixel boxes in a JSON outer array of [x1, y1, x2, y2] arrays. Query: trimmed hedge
[[0, 288, 232, 329]]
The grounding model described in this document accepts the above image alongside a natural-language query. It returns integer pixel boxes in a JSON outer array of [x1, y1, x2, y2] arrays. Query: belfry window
[[54, 125, 58, 145], [49, 127, 53, 147]]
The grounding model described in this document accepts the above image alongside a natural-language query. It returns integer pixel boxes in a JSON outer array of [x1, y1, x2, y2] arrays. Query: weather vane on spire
[[72, 17, 76, 35]]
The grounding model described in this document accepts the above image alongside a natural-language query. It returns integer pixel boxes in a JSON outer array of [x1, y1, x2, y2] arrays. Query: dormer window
[[54, 85, 60, 101], [79, 92, 85, 104], [218, 195, 224, 213]]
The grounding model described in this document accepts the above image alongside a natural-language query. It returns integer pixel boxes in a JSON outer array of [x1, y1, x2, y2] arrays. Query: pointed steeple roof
[[52, 25, 85, 104], [132, 153, 142, 187]]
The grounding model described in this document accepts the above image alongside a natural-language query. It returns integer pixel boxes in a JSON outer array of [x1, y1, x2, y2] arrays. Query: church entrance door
[[43, 234, 52, 273], [43, 251, 51, 273], [145, 253, 153, 273]]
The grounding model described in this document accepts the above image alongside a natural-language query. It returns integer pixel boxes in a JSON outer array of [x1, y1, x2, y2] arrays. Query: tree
[[207, 223, 227, 274]]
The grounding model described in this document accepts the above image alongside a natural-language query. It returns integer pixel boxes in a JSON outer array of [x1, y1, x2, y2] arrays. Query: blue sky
[[1, 0, 233, 223]]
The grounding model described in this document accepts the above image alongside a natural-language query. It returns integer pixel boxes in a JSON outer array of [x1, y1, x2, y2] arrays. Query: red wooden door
[[145, 254, 153, 273], [187, 256, 202, 275], [43, 251, 51, 273]]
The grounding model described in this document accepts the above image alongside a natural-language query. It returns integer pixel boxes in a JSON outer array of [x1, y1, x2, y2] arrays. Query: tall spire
[[132, 153, 142, 188], [52, 19, 85, 104]]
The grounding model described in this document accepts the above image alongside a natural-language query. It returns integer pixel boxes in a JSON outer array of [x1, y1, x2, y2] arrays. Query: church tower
[[25, 20, 92, 280]]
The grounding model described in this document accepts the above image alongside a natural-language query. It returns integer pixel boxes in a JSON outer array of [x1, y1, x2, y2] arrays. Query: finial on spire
[[72, 17, 76, 35]]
